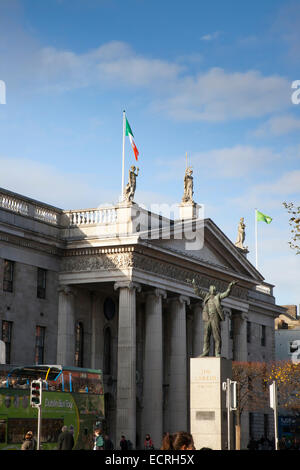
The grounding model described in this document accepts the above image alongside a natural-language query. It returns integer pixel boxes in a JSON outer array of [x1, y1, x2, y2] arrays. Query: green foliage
[[283, 202, 300, 254]]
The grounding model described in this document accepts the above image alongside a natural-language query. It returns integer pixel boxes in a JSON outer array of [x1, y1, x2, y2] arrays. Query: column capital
[[147, 288, 167, 300], [169, 295, 190, 306], [232, 311, 248, 322], [179, 295, 190, 306], [114, 280, 142, 293], [58, 285, 77, 296], [223, 308, 232, 318]]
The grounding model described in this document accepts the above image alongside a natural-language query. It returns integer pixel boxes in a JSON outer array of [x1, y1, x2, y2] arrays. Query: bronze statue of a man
[[188, 278, 237, 357]]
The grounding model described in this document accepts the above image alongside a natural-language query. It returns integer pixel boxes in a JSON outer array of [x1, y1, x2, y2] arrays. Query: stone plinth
[[190, 357, 232, 450], [178, 202, 200, 220]]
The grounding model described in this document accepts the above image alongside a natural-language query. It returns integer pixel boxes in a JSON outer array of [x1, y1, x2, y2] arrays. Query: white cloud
[[254, 114, 300, 137], [0, 157, 118, 209], [200, 31, 220, 41], [0, 14, 292, 124], [230, 169, 300, 211], [154, 68, 291, 122], [157, 145, 281, 180]]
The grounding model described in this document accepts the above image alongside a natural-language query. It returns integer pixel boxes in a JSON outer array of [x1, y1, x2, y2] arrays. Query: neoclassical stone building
[[0, 186, 285, 448]]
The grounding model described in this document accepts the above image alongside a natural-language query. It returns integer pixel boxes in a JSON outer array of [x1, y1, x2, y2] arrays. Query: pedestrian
[[144, 434, 154, 450], [93, 428, 104, 450], [21, 431, 36, 450], [57, 425, 74, 450], [104, 433, 114, 450], [161, 431, 195, 450], [120, 435, 128, 451]]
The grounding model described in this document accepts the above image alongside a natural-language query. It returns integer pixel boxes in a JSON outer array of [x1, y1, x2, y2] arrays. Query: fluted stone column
[[169, 295, 190, 432], [222, 308, 232, 360], [114, 281, 141, 449], [233, 312, 248, 361], [91, 292, 103, 370], [57, 285, 76, 366], [143, 288, 166, 448], [192, 302, 203, 357]]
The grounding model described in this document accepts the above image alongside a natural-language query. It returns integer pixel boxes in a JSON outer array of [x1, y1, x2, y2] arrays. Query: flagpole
[[255, 208, 258, 269], [121, 110, 125, 200]]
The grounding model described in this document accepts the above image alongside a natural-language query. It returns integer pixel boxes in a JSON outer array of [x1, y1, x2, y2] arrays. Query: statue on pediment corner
[[235, 217, 248, 251], [182, 166, 194, 203]]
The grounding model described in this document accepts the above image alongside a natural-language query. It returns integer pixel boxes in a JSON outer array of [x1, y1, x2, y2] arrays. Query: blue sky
[[0, 0, 299, 307]]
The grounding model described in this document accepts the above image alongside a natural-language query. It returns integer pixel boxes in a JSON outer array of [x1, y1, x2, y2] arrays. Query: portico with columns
[[0, 182, 286, 448], [54, 200, 281, 449]]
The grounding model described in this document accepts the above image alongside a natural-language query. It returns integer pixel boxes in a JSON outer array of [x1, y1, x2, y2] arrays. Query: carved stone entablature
[[132, 252, 248, 300], [61, 248, 248, 301], [0, 231, 63, 256], [61, 251, 134, 272]]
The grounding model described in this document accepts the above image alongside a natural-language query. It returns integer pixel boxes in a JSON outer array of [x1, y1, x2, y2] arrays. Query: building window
[[103, 327, 112, 375], [247, 321, 251, 343], [3, 260, 14, 293], [75, 322, 84, 367], [1, 321, 13, 364], [37, 268, 47, 299], [35, 326, 46, 364], [261, 325, 266, 347]]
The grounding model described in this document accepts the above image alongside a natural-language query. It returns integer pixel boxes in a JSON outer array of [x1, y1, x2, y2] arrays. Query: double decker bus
[[0, 364, 105, 450]]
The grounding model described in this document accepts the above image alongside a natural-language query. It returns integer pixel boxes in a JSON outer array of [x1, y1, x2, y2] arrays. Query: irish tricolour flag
[[125, 116, 139, 161]]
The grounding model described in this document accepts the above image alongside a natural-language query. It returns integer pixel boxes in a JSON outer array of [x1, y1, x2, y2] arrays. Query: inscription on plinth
[[190, 357, 232, 450]]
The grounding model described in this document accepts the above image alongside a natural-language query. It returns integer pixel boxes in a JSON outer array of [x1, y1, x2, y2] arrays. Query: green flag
[[125, 117, 134, 137], [256, 210, 272, 224]]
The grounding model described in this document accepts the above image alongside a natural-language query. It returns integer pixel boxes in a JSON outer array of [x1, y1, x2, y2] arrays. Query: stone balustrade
[[64, 207, 117, 226], [0, 188, 62, 226], [0, 192, 29, 216]]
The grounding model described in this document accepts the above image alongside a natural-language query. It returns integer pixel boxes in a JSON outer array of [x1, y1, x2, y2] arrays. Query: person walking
[[144, 434, 154, 450], [57, 425, 74, 450], [93, 428, 104, 450], [120, 435, 128, 451], [21, 431, 36, 450]]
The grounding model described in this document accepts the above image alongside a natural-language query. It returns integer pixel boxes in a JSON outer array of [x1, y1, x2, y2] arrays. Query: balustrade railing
[[64, 207, 117, 226], [0, 190, 61, 226], [0, 193, 29, 216], [0, 189, 118, 228]]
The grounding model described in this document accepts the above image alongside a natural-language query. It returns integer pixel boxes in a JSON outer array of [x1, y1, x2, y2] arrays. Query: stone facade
[[0, 187, 285, 449]]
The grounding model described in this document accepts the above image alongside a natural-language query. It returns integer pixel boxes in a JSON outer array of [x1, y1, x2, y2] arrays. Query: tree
[[283, 202, 300, 254], [232, 362, 269, 449], [268, 360, 300, 413], [233, 361, 300, 449]]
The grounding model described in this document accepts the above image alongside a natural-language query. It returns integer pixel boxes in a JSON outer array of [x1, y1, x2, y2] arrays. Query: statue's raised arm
[[186, 278, 206, 299], [219, 280, 238, 300]]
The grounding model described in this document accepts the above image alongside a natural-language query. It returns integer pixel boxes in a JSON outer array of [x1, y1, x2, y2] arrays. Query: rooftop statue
[[123, 166, 139, 203], [182, 167, 194, 203], [235, 217, 248, 251]]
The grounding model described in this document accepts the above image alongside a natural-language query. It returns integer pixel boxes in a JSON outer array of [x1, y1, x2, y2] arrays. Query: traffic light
[[30, 380, 42, 407]]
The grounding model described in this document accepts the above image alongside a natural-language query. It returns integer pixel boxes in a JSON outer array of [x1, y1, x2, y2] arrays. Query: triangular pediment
[[140, 217, 263, 283]]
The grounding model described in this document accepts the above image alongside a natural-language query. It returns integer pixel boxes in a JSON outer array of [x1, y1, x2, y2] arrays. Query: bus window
[[0, 420, 6, 443]]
